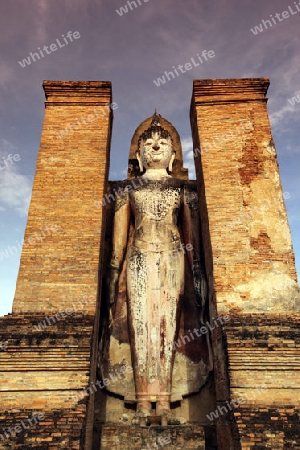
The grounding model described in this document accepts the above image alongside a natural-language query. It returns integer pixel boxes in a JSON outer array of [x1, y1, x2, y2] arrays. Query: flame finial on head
[[138, 111, 172, 146], [151, 109, 161, 126]]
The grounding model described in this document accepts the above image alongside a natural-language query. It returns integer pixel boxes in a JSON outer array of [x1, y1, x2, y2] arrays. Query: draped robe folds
[[99, 179, 212, 403]]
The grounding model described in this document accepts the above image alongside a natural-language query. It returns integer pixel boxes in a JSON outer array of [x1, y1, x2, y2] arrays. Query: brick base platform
[[213, 313, 300, 449], [98, 424, 205, 450], [0, 313, 95, 449]]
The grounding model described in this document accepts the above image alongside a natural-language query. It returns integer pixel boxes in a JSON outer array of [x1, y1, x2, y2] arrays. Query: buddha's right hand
[[108, 268, 119, 308]]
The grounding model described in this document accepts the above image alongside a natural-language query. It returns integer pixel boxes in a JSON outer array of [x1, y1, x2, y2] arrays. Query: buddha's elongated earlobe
[[168, 152, 175, 172], [136, 151, 143, 173]]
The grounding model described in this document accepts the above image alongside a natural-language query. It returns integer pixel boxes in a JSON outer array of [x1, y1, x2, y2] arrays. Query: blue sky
[[0, 0, 299, 316]]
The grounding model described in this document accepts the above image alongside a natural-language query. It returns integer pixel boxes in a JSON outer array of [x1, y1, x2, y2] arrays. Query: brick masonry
[[0, 314, 94, 449], [1, 78, 299, 449], [0, 81, 113, 449], [99, 424, 205, 450], [191, 78, 298, 315], [190, 79, 300, 449], [13, 80, 112, 315]]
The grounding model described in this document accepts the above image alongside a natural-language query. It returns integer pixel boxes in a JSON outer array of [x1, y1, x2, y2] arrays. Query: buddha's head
[[136, 112, 175, 174]]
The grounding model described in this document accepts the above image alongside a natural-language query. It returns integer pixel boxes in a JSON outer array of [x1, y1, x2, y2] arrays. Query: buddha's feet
[[156, 403, 187, 425], [156, 397, 171, 416], [159, 411, 186, 425], [132, 405, 151, 425]]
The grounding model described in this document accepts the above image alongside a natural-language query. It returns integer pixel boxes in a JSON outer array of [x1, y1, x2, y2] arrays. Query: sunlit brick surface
[[12, 81, 112, 314], [0, 81, 112, 450], [191, 78, 300, 449], [0, 313, 94, 449], [191, 78, 298, 314]]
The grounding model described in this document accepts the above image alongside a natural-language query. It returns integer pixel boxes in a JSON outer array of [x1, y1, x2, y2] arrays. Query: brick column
[[191, 78, 297, 314], [0, 81, 113, 450], [13, 80, 113, 314], [190, 78, 299, 449]]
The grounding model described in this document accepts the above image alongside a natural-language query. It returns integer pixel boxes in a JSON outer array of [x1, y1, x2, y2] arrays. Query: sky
[[0, 0, 299, 316]]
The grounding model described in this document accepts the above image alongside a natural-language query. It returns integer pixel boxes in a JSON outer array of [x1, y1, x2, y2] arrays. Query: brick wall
[[225, 314, 300, 449], [191, 78, 300, 449], [13, 80, 112, 315], [0, 314, 95, 449], [99, 424, 205, 450], [0, 81, 113, 450], [190, 78, 298, 314]]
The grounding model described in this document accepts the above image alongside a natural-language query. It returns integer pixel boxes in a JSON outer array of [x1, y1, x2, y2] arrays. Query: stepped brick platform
[[99, 424, 205, 450], [0, 313, 95, 449], [217, 313, 300, 449], [0, 408, 85, 450]]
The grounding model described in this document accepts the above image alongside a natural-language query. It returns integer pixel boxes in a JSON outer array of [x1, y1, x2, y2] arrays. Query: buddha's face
[[138, 132, 173, 170]]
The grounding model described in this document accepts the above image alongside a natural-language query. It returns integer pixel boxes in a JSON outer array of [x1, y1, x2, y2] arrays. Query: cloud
[[285, 143, 300, 155], [109, 168, 128, 180], [269, 103, 298, 129], [0, 171, 32, 217], [0, 141, 32, 217], [0, 63, 15, 87], [181, 137, 196, 179], [36, 0, 49, 42], [0, 138, 16, 152]]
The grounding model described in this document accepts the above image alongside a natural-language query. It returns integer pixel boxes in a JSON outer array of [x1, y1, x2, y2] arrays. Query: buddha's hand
[[108, 267, 119, 308], [192, 259, 208, 310]]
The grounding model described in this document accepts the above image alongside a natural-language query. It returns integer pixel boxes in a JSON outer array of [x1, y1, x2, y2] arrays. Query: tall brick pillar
[[0, 81, 113, 449], [13, 80, 112, 314], [191, 79, 299, 449]]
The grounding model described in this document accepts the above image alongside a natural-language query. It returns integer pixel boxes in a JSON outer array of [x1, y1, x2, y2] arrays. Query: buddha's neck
[[142, 169, 170, 180]]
